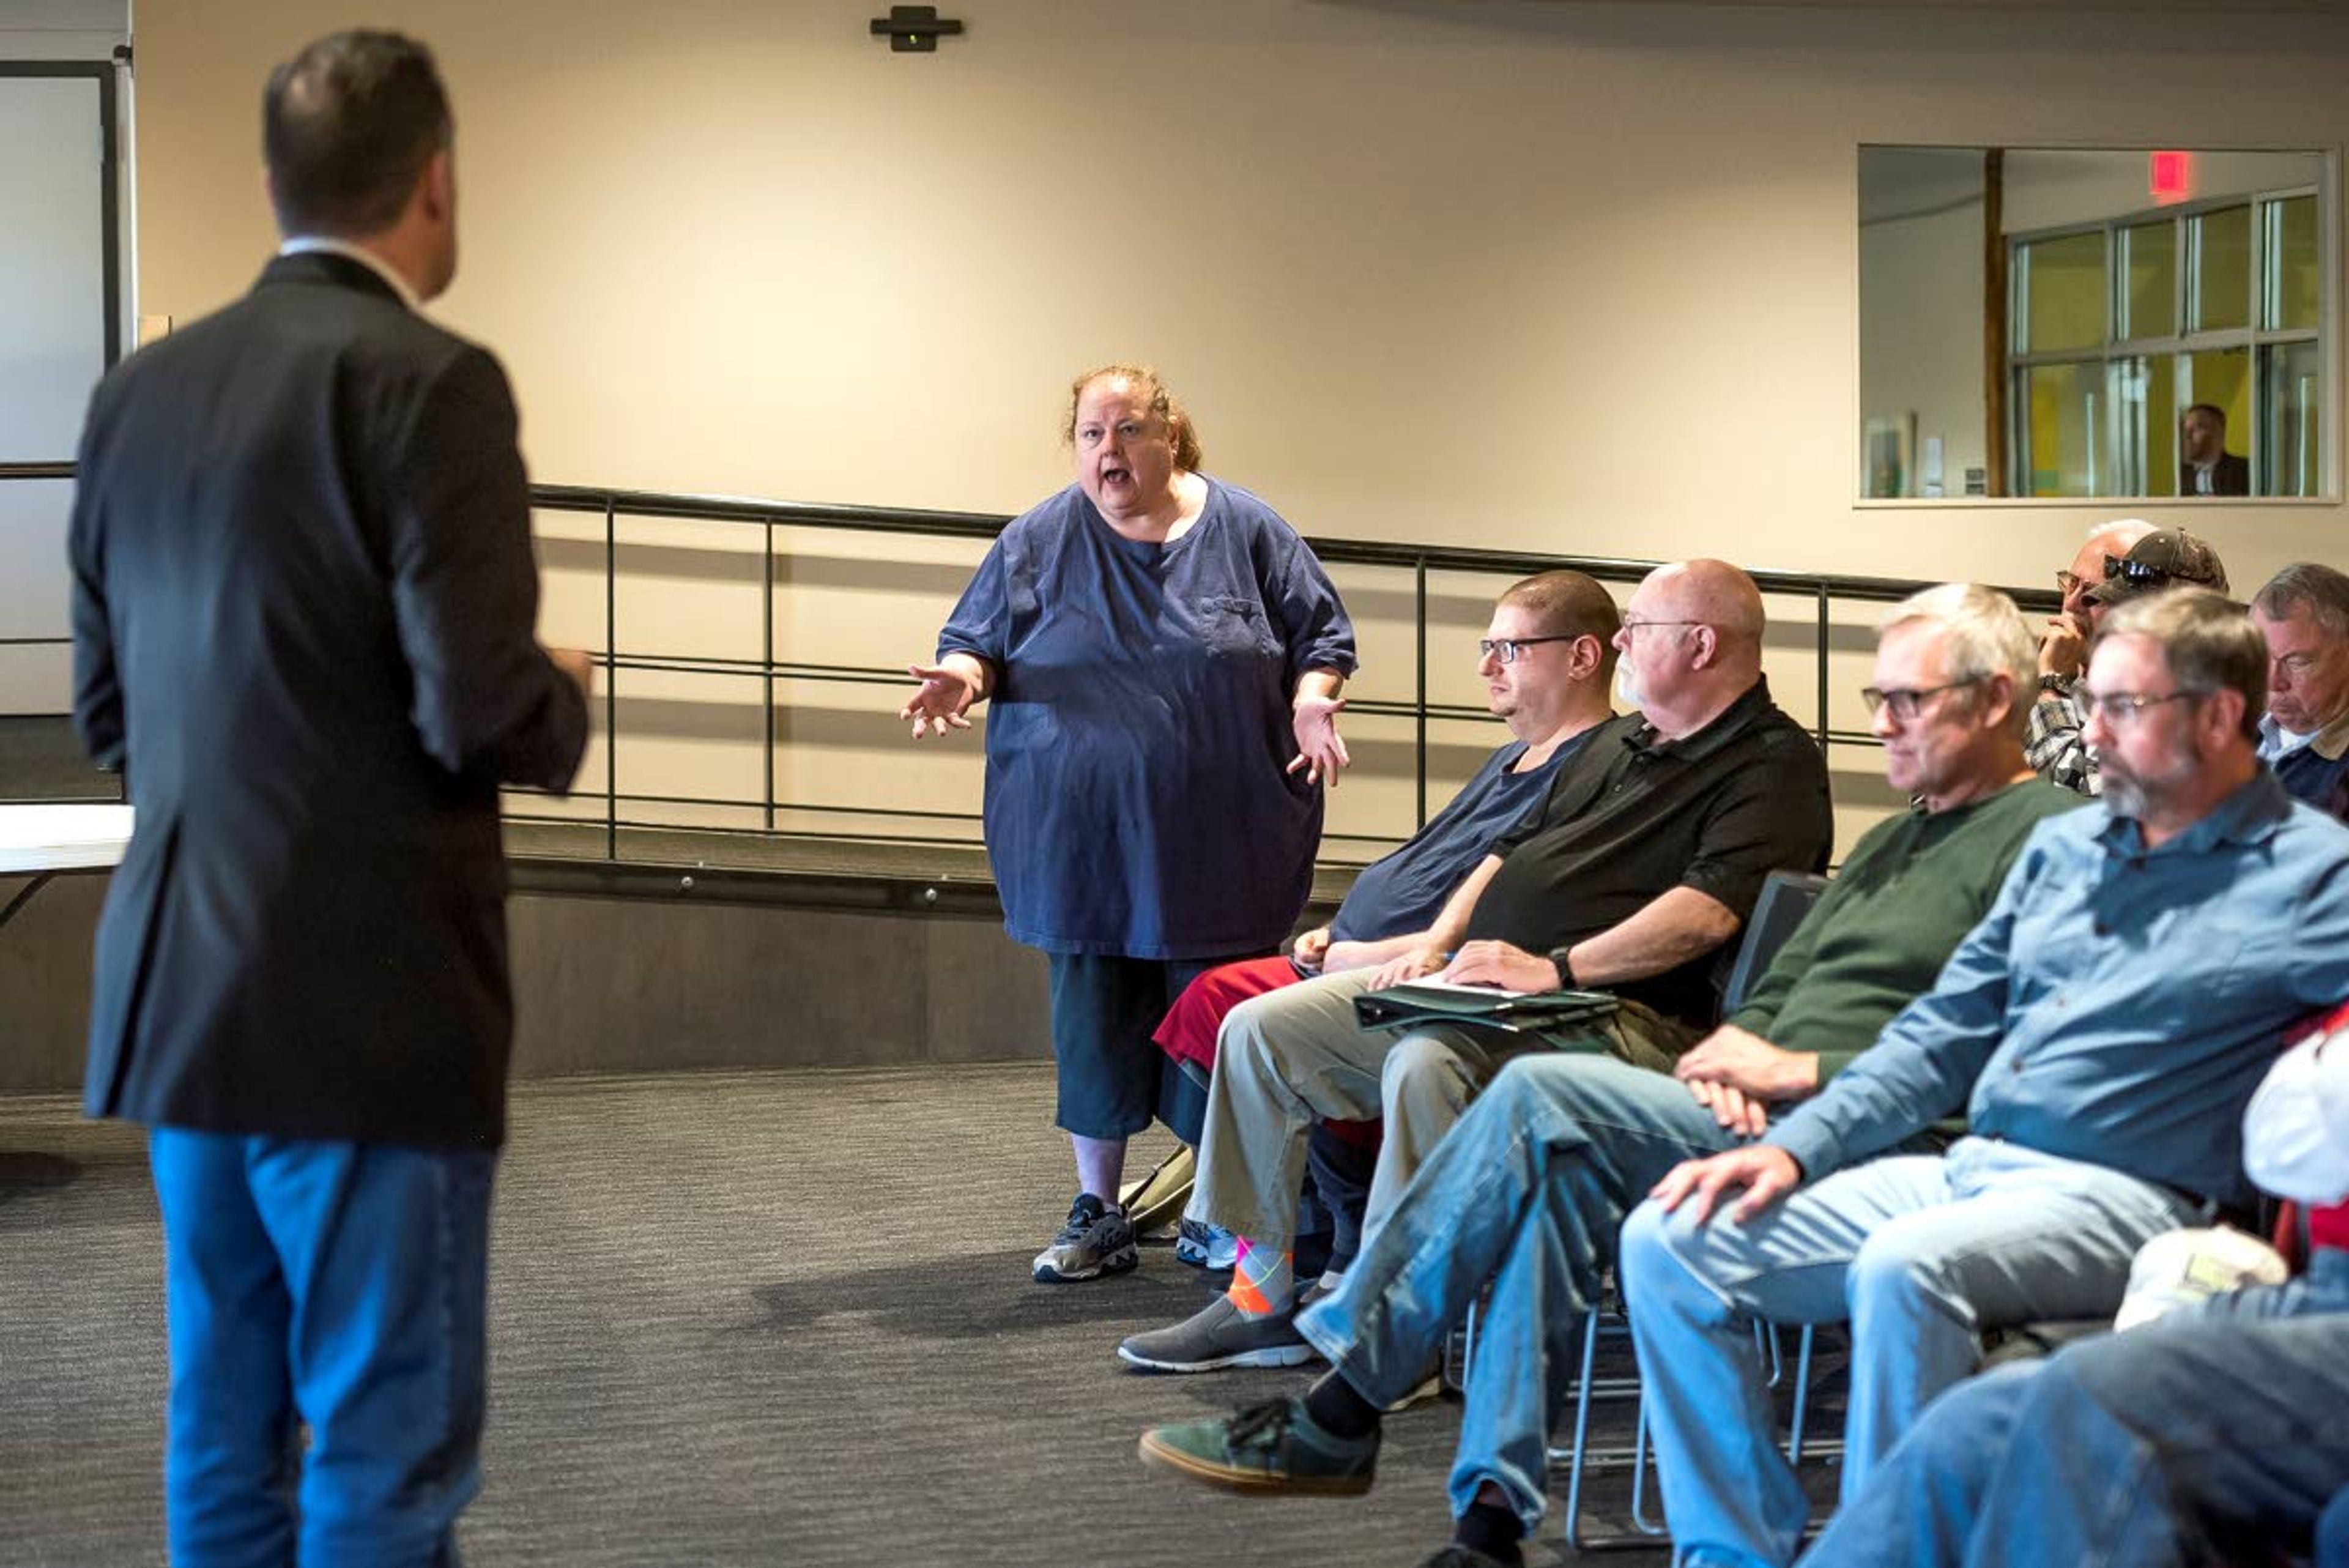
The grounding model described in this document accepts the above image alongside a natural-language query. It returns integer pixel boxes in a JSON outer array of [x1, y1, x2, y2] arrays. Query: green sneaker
[[1136, 1396, 1378, 1496]]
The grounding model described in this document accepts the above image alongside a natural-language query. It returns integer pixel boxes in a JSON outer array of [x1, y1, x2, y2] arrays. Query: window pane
[[2120, 220, 2176, 341], [2263, 340, 2323, 497], [2021, 361, 2113, 496], [0, 77, 108, 718], [2112, 356, 2175, 496], [2178, 348, 2251, 496], [2019, 231, 2107, 352], [2265, 194, 2320, 332], [2190, 205, 2252, 332]]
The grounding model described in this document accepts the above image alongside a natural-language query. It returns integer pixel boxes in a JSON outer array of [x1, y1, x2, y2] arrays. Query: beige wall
[[122, 1, 2349, 851], [130, 0, 2349, 581]]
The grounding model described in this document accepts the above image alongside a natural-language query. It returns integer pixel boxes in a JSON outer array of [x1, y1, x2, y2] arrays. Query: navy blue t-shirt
[[938, 479, 1356, 959], [1326, 734, 1588, 943]]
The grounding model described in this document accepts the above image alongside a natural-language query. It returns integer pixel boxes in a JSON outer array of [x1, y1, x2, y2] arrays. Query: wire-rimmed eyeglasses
[[1617, 618, 1705, 640], [2076, 688, 2207, 726]]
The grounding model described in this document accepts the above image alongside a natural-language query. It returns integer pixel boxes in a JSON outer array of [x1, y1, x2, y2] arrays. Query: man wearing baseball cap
[[2028, 527, 2229, 795]]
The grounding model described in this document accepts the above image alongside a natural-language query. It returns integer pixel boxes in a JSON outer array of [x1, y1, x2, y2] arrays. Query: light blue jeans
[[150, 1128, 498, 1568], [1616, 1136, 2196, 1568], [1799, 1247, 2349, 1568], [1294, 1051, 1740, 1531]]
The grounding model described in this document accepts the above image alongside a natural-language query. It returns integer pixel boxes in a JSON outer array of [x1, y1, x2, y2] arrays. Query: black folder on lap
[[1353, 982, 1619, 1035]]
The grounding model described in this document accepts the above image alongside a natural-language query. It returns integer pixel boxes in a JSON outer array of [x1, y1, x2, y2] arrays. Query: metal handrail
[[3, 465, 2062, 880]]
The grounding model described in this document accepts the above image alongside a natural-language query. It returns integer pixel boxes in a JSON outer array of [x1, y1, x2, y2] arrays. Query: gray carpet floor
[[0, 1064, 1694, 1567]]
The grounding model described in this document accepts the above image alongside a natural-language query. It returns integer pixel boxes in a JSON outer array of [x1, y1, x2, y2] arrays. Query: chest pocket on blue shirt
[[2181, 918, 2263, 1014], [1198, 595, 1279, 658]]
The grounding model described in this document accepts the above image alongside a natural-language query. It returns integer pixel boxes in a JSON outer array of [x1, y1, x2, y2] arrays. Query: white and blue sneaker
[[1173, 1217, 1240, 1271]]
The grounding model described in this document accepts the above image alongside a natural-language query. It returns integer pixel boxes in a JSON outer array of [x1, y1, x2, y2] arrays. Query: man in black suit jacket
[[67, 31, 588, 1564], [2181, 402, 2252, 496]]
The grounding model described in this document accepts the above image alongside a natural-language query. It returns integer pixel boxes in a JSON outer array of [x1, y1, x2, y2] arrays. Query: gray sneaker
[[1033, 1194, 1138, 1284], [1118, 1293, 1318, 1372]]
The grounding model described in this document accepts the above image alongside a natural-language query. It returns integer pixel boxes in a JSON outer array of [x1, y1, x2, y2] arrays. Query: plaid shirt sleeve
[[2024, 691, 2101, 796]]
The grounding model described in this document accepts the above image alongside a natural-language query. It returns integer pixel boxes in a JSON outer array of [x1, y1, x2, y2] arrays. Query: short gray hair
[[2100, 587, 2266, 742], [1879, 583, 2035, 736], [2253, 563, 2349, 641]]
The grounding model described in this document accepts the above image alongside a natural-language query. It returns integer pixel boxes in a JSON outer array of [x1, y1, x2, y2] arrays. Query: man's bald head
[[1617, 559, 1768, 737], [2087, 518, 2159, 561], [1669, 559, 1766, 645]]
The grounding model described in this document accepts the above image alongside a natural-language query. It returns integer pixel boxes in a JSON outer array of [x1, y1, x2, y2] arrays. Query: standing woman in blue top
[[900, 364, 1359, 1284]]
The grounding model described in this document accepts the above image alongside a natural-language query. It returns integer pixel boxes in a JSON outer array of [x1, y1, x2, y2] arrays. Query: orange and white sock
[[1226, 1236, 1295, 1319]]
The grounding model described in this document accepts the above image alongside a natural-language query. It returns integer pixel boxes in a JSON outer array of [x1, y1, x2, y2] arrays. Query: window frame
[[2008, 179, 2331, 500]]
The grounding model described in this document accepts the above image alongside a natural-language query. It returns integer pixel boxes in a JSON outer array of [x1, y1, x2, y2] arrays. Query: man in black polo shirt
[[1118, 560, 1832, 1373]]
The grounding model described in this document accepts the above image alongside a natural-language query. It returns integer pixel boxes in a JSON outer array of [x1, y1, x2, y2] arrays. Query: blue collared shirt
[[1768, 770, 2349, 1206], [2260, 712, 2349, 823]]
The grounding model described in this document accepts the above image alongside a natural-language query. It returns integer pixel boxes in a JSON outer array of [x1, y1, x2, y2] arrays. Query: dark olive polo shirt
[[1464, 677, 1834, 1029]]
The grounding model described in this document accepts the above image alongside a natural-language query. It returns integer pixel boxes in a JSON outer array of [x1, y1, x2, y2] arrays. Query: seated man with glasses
[[2030, 524, 2228, 796], [1616, 586, 2349, 1568], [1145, 571, 1623, 1278], [1133, 585, 2077, 1568], [1115, 560, 1831, 1375]]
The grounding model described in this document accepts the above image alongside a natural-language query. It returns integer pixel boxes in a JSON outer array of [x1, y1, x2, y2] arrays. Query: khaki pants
[[1185, 967, 1694, 1249]]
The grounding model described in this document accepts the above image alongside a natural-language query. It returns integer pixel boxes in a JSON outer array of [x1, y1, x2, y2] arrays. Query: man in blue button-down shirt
[[1616, 587, 2349, 1568]]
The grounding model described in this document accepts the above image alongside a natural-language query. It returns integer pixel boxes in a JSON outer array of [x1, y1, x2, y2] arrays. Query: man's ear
[[417, 147, 454, 224], [1688, 624, 1720, 671], [1568, 633, 1605, 681], [1974, 671, 2019, 733], [2206, 686, 2251, 747]]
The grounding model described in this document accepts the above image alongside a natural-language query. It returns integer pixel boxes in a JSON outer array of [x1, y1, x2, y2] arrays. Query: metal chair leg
[[1450, 1296, 1480, 1394], [1560, 1310, 1603, 1548], [1784, 1323, 1816, 1463], [1628, 1386, 1668, 1537]]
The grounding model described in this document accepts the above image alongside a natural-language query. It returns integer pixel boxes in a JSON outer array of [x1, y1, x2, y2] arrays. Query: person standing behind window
[[2180, 403, 2251, 496]]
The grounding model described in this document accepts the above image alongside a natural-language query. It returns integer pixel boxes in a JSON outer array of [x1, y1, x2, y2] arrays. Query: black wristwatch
[[2037, 673, 2073, 695], [1548, 945, 1577, 989]]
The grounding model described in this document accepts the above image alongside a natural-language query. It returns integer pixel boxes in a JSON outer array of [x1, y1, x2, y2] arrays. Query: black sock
[[1453, 1499, 1524, 1566], [1301, 1370, 1381, 1441]]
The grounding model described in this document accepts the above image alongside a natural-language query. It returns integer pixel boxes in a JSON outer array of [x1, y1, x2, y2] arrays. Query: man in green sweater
[[1135, 583, 2083, 1568]]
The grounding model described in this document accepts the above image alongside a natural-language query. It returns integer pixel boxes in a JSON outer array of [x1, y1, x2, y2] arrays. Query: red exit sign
[[2151, 150, 2193, 204]]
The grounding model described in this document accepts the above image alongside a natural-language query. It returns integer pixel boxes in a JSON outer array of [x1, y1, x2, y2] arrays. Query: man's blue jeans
[[1617, 1137, 2196, 1568], [149, 1128, 498, 1568], [1799, 1247, 2349, 1568], [1294, 1051, 1740, 1531]]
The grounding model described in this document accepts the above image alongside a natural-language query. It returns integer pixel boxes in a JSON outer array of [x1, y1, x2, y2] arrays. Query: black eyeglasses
[[2076, 688, 2208, 725], [1479, 634, 1581, 665], [1861, 676, 1986, 722]]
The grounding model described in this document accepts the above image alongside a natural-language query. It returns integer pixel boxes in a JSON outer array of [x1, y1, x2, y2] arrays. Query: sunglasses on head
[[2103, 554, 2179, 587]]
